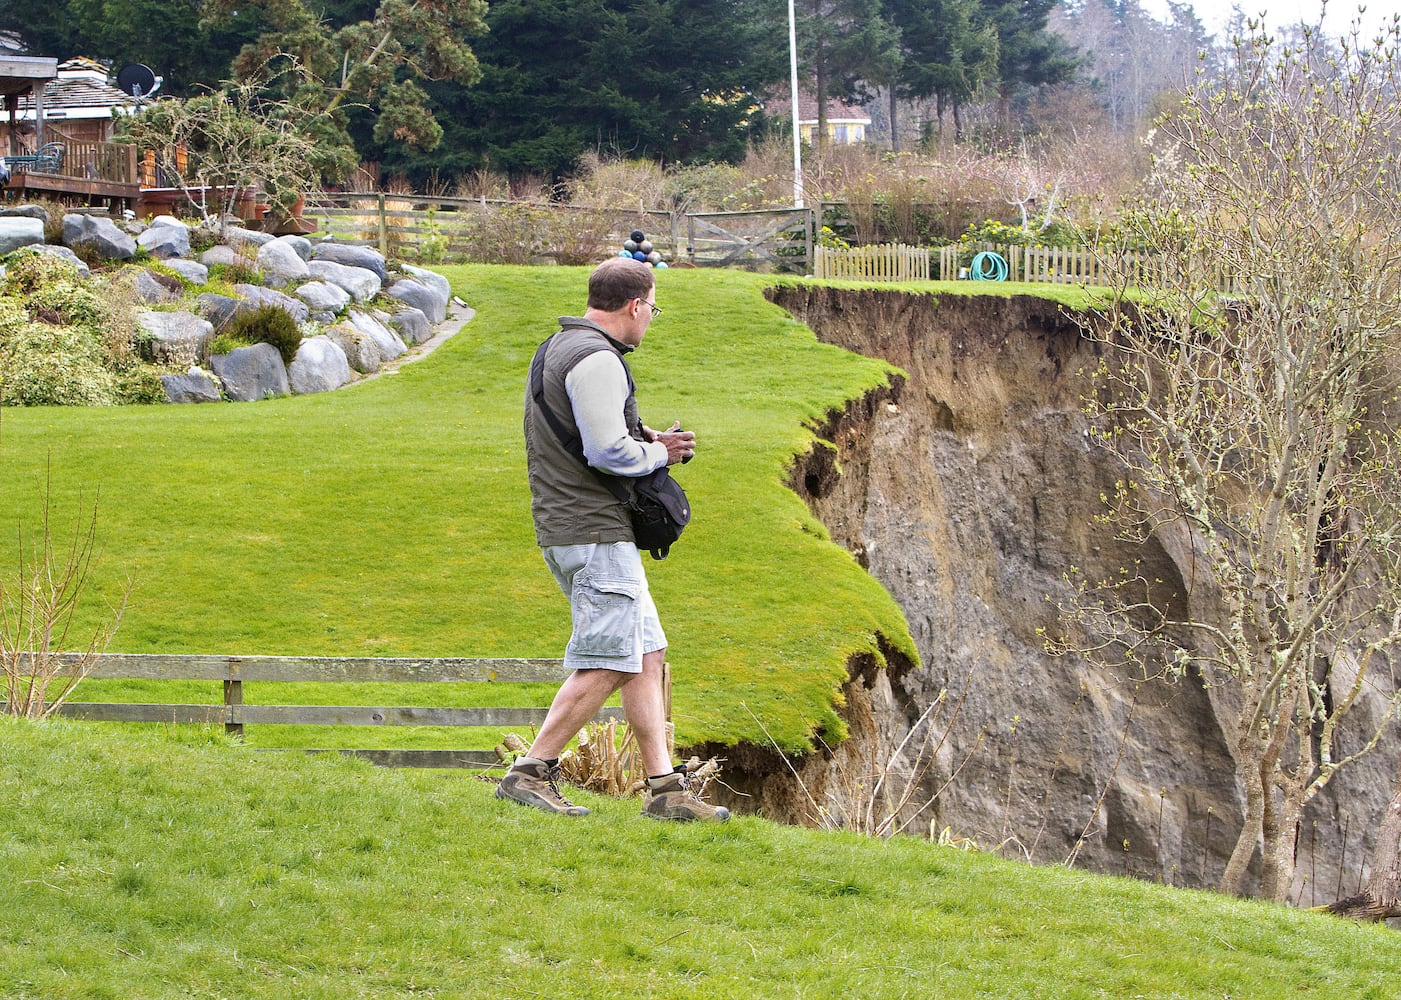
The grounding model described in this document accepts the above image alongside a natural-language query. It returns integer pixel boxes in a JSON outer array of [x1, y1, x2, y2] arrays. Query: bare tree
[[1050, 18, 1401, 901]]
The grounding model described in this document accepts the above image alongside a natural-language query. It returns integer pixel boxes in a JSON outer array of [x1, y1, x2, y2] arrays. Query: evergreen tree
[[0, 0, 251, 97], [408, 0, 785, 182], [976, 0, 1077, 128], [795, 0, 900, 158], [884, 0, 998, 145]]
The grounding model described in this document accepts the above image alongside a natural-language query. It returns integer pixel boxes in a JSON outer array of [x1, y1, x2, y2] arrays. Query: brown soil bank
[[713, 285, 1397, 898]]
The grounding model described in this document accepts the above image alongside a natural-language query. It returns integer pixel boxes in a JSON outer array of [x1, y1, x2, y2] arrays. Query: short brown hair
[[587, 257, 655, 312]]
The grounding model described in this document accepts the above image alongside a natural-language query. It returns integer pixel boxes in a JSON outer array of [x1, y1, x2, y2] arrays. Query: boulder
[[137, 222, 190, 259], [224, 226, 276, 250], [62, 213, 136, 261], [211, 342, 289, 401], [232, 284, 311, 323], [133, 268, 181, 304], [402, 263, 451, 303], [294, 279, 351, 320], [201, 245, 243, 268], [325, 322, 382, 374], [256, 239, 310, 288], [196, 293, 245, 330], [161, 369, 222, 404], [385, 276, 446, 324], [387, 306, 432, 345], [0, 217, 44, 255], [164, 258, 209, 285], [288, 336, 352, 394], [308, 259, 381, 303], [311, 242, 387, 279], [137, 310, 214, 365], [0, 204, 48, 221], [9, 243, 89, 277], [277, 234, 313, 261], [347, 308, 406, 361]]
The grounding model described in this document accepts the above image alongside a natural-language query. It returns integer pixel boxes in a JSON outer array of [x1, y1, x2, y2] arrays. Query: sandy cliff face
[[719, 285, 1395, 896]]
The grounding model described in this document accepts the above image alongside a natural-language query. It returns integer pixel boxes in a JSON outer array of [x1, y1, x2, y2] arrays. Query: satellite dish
[[116, 64, 157, 99]]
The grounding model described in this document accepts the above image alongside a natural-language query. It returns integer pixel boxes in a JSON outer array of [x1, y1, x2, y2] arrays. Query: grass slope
[[0, 265, 910, 751], [3, 720, 1398, 1000]]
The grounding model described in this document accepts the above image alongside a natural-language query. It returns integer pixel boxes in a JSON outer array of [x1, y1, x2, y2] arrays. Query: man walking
[[497, 257, 729, 822]]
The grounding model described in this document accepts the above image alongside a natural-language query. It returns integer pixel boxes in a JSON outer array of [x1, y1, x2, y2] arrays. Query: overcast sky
[[1140, 1, 1401, 37]]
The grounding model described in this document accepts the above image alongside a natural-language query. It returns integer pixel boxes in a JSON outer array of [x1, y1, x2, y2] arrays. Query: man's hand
[[647, 420, 696, 465]]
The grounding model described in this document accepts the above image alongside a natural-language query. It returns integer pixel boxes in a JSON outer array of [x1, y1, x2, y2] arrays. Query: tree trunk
[[1222, 746, 1266, 895], [889, 88, 900, 153]]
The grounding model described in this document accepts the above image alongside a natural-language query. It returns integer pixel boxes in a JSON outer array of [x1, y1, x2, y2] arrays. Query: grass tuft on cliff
[[0, 265, 911, 753], [3, 719, 1398, 1000]]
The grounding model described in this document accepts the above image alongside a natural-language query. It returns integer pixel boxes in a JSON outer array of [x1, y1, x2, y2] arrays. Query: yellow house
[[766, 91, 871, 145]]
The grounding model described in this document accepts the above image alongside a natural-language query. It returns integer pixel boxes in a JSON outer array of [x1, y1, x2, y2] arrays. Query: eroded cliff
[[716, 285, 1395, 896]]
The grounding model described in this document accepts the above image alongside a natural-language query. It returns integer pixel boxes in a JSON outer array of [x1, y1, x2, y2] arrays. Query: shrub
[[0, 321, 119, 406], [220, 304, 302, 364]]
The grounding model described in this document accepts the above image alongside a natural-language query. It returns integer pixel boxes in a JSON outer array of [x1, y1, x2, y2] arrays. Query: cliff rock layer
[[730, 285, 1394, 896]]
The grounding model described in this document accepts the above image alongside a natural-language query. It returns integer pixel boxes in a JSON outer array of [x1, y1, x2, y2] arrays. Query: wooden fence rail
[[8, 653, 656, 769], [305, 194, 815, 274]]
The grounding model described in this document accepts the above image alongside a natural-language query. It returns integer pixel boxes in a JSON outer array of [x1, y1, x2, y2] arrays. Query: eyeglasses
[[638, 298, 662, 319]]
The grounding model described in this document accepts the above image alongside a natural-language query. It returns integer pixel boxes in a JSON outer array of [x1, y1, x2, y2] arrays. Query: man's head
[[587, 257, 655, 311], [585, 257, 658, 348]]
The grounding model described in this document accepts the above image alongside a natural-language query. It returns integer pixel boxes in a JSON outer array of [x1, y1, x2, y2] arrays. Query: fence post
[[224, 658, 244, 738], [377, 193, 389, 257]]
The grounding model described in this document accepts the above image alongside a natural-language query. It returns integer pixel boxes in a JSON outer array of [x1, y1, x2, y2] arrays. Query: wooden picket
[[814, 242, 930, 281]]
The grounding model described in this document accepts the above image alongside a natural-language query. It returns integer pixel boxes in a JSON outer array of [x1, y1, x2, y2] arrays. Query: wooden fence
[[11, 652, 659, 769], [814, 242, 930, 281], [305, 194, 815, 274]]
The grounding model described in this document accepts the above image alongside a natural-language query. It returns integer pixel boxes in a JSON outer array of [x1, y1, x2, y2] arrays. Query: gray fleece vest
[[524, 320, 644, 547]]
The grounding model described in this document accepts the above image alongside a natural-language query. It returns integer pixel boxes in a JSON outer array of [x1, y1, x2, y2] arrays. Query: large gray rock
[[137, 220, 190, 259], [161, 369, 222, 404], [224, 226, 276, 250], [0, 204, 48, 221], [62, 213, 136, 261], [347, 309, 406, 362], [164, 258, 209, 285], [8, 243, 90, 277], [256, 239, 310, 288], [387, 306, 432, 346], [201, 245, 243, 268], [288, 336, 352, 394], [402, 263, 451, 302], [385, 276, 446, 324], [211, 343, 289, 401], [196, 293, 245, 330], [308, 259, 381, 303], [325, 322, 382, 374], [294, 279, 351, 322], [133, 268, 181, 304], [311, 242, 387, 279], [0, 217, 44, 254], [137, 310, 214, 365], [232, 284, 310, 323], [277, 234, 313, 261]]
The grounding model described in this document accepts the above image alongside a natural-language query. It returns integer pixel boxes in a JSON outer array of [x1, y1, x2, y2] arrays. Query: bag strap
[[528, 332, 637, 509]]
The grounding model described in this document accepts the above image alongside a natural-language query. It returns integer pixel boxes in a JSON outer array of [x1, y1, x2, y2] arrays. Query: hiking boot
[[496, 757, 590, 816], [643, 770, 730, 822]]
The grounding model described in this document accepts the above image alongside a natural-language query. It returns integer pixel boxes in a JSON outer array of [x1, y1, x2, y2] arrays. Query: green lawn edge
[[3, 720, 1397, 1000], [0, 264, 920, 752]]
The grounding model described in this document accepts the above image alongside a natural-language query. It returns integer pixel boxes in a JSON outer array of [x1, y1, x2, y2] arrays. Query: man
[[497, 257, 729, 822]]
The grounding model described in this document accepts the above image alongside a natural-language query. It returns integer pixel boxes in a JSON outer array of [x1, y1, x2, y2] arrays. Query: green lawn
[[0, 265, 913, 752], [3, 720, 1397, 1000]]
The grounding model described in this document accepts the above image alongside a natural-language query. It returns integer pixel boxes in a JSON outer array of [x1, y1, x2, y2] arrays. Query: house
[[1, 42, 58, 154], [0, 56, 139, 151], [765, 91, 872, 146]]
